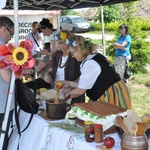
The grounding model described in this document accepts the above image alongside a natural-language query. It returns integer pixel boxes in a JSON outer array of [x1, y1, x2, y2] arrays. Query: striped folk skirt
[[99, 80, 132, 109]]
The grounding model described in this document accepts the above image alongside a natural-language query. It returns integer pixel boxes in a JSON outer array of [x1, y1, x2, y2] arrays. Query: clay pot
[[46, 100, 71, 119], [121, 133, 148, 150]]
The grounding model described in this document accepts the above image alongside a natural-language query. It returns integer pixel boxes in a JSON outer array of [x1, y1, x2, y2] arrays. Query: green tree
[[61, 10, 79, 16], [96, 5, 121, 23]]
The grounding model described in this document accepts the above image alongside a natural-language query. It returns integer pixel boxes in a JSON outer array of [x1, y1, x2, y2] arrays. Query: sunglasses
[[69, 49, 77, 56], [6, 27, 14, 37]]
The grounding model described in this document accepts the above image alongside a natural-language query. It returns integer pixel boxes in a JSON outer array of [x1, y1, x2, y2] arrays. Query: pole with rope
[[100, 3, 106, 56], [0, 0, 18, 149]]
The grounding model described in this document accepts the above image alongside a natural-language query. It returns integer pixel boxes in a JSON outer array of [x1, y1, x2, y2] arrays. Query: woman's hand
[[113, 43, 117, 48], [63, 81, 78, 88], [62, 85, 73, 95], [113, 42, 127, 50], [64, 88, 86, 99]]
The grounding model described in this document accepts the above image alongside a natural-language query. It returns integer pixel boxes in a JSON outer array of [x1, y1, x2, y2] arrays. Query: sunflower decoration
[[55, 31, 71, 42], [0, 40, 35, 77]]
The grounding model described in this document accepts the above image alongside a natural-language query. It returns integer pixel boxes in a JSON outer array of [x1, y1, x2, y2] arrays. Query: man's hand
[[44, 72, 51, 83], [22, 68, 34, 77]]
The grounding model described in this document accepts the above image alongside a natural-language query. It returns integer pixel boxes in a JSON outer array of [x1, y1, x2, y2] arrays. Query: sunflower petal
[[27, 58, 35, 68], [0, 59, 9, 69], [4, 55, 13, 64], [28, 51, 32, 58], [22, 62, 29, 68], [7, 43, 16, 53], [19, 41, 25, 48], [0, 45, 11, 56], [14, 67, 22, 77], [11, 63, 20, 71]]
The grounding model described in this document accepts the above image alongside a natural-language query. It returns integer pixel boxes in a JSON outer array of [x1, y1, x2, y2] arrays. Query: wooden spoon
[[136, 122, 146, 136], [115, 116, 129, 134], [129, 123, 138, 136], [56, 81, 64, 89], [141, 114, 150, 132], [132, 112, 137, 124], [54, 81, 64, 104]]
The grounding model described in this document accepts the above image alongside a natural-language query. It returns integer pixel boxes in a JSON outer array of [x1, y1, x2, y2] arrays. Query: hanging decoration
[[0, 40, 34, 77]]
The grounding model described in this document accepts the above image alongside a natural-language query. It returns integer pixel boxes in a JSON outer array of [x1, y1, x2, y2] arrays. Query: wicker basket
[[74, 101, 127, 117], [74, 101, 127, 134]]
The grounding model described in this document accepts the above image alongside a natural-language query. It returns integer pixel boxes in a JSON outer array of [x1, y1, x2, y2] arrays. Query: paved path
[[77, 33, 150, 41], [77, 33, 115, 40]]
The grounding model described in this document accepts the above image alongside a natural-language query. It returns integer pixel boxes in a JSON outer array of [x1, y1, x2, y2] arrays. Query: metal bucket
[[46, 100, 71, 119], [121, 133, 148, 150]]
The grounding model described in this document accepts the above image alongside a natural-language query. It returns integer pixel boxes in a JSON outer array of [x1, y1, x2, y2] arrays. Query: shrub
[[140, 18, 150, 31], [129, 40, 150, 73], [89, 22, 102, 31], [105, 22, 120, 31]]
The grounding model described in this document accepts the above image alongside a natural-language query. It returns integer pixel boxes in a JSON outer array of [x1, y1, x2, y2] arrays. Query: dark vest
[[51, 50, 85, 104], [86, 53, 120, 101], [51, 50, 81, 83]]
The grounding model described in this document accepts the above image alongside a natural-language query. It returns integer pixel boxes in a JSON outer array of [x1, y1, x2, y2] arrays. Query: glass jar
[[84, 121, 94, 132], [94, 124, 103, 143], [85, 127, 94, 142], [68, 113, 76, 126], [84, 121, 94, 142]]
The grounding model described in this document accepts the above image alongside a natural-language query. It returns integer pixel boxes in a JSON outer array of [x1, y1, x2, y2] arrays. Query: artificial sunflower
[[0, 40, 34, 77], [12, 47, 29, 65]]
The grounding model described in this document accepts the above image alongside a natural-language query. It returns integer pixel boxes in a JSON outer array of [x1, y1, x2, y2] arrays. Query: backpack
[[124, 61, 131, 79]]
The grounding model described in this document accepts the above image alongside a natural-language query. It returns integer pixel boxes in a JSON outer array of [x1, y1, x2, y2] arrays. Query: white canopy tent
[[0, 0, 138, 148]]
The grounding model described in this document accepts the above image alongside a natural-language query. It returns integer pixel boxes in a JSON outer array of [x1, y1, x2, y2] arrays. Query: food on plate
[[40, 89, 56, 100], [39, 88, 47, 94]]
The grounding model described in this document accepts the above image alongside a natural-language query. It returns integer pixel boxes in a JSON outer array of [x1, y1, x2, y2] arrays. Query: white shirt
[[55, 55, 68, 82], [0, 38, 14, 112], [26, 32, 43, 55], [49, 30, 58, 41], [49, 30, 59, 50], [78, 54, 101, 90]]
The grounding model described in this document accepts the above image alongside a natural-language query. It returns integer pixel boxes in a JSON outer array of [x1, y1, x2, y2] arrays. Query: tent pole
[[14, 0, 19, 46], [57, 13, 60, 30], [0, 0, 18, 149], [100, 4, 106, 56]]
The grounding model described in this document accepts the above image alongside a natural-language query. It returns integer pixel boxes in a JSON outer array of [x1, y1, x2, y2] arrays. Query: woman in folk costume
[[63, 35, 132, 109]]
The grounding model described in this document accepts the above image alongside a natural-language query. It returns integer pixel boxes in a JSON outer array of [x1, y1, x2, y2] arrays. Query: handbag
[[124, 59, 131, 79], [15, 79, 39, 150], [15, 78, 39, 114]]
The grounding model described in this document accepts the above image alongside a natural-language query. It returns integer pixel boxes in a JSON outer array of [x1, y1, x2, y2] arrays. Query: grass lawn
[[91, 39, 102, 45], [129, 73, 150, 117]]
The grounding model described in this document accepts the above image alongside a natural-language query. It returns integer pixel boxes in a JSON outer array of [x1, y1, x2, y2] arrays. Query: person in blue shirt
[[113, 24, 132, 82], [114, 24, 131, 60]]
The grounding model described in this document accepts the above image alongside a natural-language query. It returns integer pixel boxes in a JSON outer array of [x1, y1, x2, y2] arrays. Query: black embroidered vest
[[86, 53, 120, 100]]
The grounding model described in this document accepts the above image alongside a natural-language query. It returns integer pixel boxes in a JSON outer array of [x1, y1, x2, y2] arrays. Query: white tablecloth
[[8, 110, 150, 150]]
